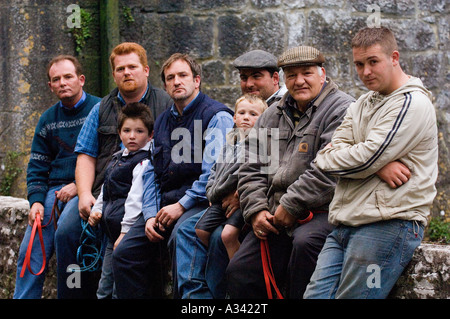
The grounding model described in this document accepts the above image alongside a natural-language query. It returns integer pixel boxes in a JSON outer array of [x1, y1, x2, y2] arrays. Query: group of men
[[14, 26, 438, 299]]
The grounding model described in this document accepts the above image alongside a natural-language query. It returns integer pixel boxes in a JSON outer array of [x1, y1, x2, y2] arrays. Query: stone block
[[125, 13, 214, 60], [190, 0, 245, 11], [307, 9, 366, 54], [202, 60, 226, 87], [390, 243, 450, 299], [218, 13, 285, 58], [0, 196, 57, 299], [383, 19, 436, 52]]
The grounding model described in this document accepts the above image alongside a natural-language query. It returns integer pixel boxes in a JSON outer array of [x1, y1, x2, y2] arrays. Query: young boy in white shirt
[[88, 102, 156, 298]]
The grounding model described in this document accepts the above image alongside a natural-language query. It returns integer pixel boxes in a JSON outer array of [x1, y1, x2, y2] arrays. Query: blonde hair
[[235, 94, 268, 114]]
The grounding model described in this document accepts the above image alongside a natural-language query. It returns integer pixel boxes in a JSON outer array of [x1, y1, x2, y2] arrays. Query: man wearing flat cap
[[172, 49, 288, 299], [226, 45, 354, 298], [233, 49, 287, 106]]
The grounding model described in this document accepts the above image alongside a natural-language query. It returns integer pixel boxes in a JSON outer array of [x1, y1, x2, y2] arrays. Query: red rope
[[259, 210, 318, 298], [260, 239, 284, 299], [20, 212, 46, 277], [20, 194, 61, 277]]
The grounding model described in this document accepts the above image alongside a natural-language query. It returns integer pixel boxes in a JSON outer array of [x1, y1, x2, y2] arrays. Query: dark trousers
[[226, 212, 333, 299], [112, 204, 207, 298], [55, 196, 101, 299]]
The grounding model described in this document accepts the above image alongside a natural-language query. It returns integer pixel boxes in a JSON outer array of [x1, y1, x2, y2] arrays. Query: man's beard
[[119, 80, 138, 93]]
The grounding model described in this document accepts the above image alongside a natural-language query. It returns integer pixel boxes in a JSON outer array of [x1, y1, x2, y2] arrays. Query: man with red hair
[[55, 42, 172, 299]]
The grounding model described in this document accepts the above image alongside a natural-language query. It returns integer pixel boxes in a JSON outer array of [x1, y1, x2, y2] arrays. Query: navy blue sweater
[[27, 92, 101, 206]]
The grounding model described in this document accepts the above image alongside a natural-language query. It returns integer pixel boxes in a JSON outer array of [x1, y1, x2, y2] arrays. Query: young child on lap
[[195, 94, 267, 259]]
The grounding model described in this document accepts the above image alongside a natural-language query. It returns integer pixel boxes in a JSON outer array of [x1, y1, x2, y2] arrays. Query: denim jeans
[[14, 185, 67, 299], [96, 241, 116, 299], [205, 225, 229, 298], [303, 219, 424, 299], [176, 208, 230, 299]]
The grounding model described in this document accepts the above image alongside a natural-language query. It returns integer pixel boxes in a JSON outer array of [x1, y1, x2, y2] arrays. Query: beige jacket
[[315, 77, 438, 227]]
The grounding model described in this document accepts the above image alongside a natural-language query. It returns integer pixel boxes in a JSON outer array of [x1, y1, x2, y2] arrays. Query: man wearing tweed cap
[[226, 45, 354, 298]]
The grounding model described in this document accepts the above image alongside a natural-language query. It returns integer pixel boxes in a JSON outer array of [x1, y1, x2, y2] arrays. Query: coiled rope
[[70, 219, 105, 272]]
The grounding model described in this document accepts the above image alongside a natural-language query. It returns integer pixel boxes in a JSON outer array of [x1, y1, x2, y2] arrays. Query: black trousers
[[112, 204, 208, 298], [226, 211, 333, 299]]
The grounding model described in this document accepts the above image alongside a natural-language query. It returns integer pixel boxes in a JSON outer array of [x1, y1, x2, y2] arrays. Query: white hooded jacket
[[315, 77, 438, 226]]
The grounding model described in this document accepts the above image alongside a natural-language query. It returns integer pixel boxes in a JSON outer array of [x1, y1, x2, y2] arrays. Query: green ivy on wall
[[0, 151, 25, 196], [69, 8, 93, 54]]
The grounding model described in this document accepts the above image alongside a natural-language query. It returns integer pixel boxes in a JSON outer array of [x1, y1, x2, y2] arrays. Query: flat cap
[[277, 46, 325, 68], [232, 50, 278, 70]]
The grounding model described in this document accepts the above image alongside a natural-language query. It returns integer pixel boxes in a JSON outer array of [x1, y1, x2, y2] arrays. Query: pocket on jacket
[[374, 189, 389, 220], [267, 128, 290, 141], [294, 127, 318, 157], [265, 128, 290, 161], [374, 180, 415, 218]]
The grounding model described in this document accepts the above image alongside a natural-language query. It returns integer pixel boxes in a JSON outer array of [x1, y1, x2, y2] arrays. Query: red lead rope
[[260, 211, 316, 299], [20, 211, 46, 277], [20, 195, 61, 277], [260, 239, 284, 299]]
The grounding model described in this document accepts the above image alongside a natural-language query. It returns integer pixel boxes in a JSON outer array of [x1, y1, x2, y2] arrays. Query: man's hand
[[222, 190, 240, 218], [376, 160, 411, 188], [251, 210, 279, 240], [28, 202, 44, 226], [145, 217, 165, 242], [273, 205, 296, 229], [155, 202, 185, 229], [78, 192, 96, 220], [55, 182, 77, 203]]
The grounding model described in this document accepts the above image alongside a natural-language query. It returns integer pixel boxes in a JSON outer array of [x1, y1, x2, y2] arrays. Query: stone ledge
[[1, 196, 449, 299], [389, 243, 450, 299], [0, 196, 56, 299]]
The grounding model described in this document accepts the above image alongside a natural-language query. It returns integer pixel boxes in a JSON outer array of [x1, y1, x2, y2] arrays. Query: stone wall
[[1, 196, 448, 299], [0, 0, 101, 196], [0, 0, 448, 220], [389, 243, 450, 299], [0, 196, 56, 298]]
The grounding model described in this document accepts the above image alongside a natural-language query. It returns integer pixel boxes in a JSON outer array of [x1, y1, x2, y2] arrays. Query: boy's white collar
[[122, 140, 152, 156]]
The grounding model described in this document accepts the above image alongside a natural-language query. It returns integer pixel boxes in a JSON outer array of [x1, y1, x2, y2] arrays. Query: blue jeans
[[303, 219, 424, 299], [176, 209, 229, 299], [96, 241, 116, 299], [14, 185, 68, 299]]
